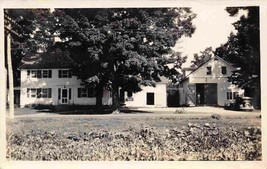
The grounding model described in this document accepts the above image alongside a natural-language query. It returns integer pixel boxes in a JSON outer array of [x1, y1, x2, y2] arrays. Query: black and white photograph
[[0, 0, 265, 168]]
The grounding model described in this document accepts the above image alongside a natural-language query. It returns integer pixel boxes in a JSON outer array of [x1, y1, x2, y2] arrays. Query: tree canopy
[[53, 8, 196, 108], [190, 47, 213, 67], [215, 7, 260, 108]]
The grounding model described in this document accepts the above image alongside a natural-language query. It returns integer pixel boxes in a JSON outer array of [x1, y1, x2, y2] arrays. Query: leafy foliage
[[214, 7, 260, 108], [5, 9, 56, 86], [7, 122, 261, 161], [53, 8, 196, 108], [190, 47, 213, 67]]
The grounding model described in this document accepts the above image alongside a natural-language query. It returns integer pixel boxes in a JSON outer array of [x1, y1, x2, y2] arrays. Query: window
[[226, 91, 238, 100], [126, 91, 133, 101], [42, 70, 49, 78], [27, 88, 51, 98], [206, 67, 212, 75], [59, 70, 71, 78], [147, 92, 155, 105], [27, 70, 52, 78], [222, 66, 227, 75], [31, 70, 37, 78], [78, 87, 96, 98]]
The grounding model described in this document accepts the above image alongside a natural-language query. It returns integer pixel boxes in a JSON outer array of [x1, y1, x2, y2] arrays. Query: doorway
[[146, 92, 155, 105], [196, 83, 217, 106], [58, 88, 72, 104]]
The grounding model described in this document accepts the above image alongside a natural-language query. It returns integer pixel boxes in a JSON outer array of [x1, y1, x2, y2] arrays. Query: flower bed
[[7, 123, 261, 161]]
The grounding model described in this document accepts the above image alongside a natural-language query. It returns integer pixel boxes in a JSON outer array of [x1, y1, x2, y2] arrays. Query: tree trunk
[[111, 76, 120, 113], [7, 29, 14, 119], [95, 85, 103, 109]]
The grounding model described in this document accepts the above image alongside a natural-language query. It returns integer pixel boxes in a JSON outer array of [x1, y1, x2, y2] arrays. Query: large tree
[[5, 9, 56, 117], [54, 8, 196, 110], [215, 7, 260, 109]]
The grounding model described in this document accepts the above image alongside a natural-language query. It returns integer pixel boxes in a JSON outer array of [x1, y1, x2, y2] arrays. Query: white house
[[19, 50, 167, 108], [179, 56, 244, 107]]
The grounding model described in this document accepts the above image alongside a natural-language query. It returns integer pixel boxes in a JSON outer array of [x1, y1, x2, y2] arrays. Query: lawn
[[6, 113, 261, 161]]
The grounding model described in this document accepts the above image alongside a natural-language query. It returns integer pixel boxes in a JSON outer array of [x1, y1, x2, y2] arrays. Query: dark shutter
[[48, 70, 52, 78], [27, 88, 30, 98], [27, 70, 30, 77], [48, 88, 52, 98], [68, 70, 72, 78], [58, 88, 61, 100], [69, 88, 71, 100], [37, 70, 42, 78], [37, 88, 42, 98], [59, 70, 62, 78], [78, 88, 81, 98]]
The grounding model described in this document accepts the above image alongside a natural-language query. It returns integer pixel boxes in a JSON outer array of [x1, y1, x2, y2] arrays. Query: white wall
[[20, 69, 112, 107], [179, 57, 244, 107], [124, 83, 167, 107]]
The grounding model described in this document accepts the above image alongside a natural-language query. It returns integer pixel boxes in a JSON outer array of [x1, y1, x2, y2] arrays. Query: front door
[[58, 88, 72, 104], [61, 89, 68, 104]]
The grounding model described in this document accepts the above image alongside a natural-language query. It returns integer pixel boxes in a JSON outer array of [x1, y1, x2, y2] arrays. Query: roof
[[19, 49, 76, 69], [185, 55, 235, 78], [179, 55, 235, 84]]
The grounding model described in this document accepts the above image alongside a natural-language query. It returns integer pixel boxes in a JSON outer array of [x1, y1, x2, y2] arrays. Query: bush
[[6, 124, 261, 161]]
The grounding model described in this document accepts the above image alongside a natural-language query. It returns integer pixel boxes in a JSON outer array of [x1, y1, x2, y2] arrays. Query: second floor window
[[27, 70, 52, 78], [206, 67, 212, 75], [222, 66, 227, 75], [59, 70, 72, 78]]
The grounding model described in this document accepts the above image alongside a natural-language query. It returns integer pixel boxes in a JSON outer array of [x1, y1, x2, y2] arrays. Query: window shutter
[[37, 70, 42, 78], [58, 88, 61, 100], [48, 88, 52, 98], [78, 88, 81, 98], [27, 88, 30, 98], [69, 88, 71, 100], [27, 70, 30, 77], [68, 70, 72, 78], [37, 88, 41, 98], [48, 70, 52, 78], [88, 88, 92, 98], [59, 70, 62, 78]]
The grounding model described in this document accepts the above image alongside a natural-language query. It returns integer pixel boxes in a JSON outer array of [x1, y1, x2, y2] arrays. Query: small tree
[[54, 8, 196, 111], [190, 47, 213, 67]]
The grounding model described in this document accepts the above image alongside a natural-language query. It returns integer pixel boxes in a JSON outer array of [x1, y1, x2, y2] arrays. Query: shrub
[[6, 124, 261, 161]]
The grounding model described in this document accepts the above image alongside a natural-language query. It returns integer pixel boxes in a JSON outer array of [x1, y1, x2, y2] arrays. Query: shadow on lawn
[[33, 104, 152, 115]]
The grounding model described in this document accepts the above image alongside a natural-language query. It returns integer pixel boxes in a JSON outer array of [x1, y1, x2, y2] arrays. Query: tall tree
[[215, 7, 260, 109], [5, 9, 56, 117], [54, 8, 196, 111]]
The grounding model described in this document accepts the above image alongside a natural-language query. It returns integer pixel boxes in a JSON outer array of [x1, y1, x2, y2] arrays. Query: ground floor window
[[78, 87, 96, 98], [226, 91, 238, 100], [27, 88, 52, 98], [126, 91, 133, 101], [147, 92, 155, 105]]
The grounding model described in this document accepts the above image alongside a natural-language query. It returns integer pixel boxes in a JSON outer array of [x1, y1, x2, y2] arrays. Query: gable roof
[[185, 55, 235, 77], [19, 49, 76, 70]]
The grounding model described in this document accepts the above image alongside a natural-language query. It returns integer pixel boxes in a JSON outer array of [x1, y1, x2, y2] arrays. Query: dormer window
[[222, 66, 227, 75], [206, 67, 212, 75]]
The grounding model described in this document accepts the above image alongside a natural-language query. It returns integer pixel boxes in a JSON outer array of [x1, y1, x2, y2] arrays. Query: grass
[[6, 113, 261, 161]]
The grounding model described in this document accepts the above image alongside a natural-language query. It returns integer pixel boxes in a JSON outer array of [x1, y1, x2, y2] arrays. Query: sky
[[176, 5, 247, 67]]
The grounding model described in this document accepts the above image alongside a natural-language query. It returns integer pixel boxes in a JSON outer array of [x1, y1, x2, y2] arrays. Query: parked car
[[225, 96, 254, 111]]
